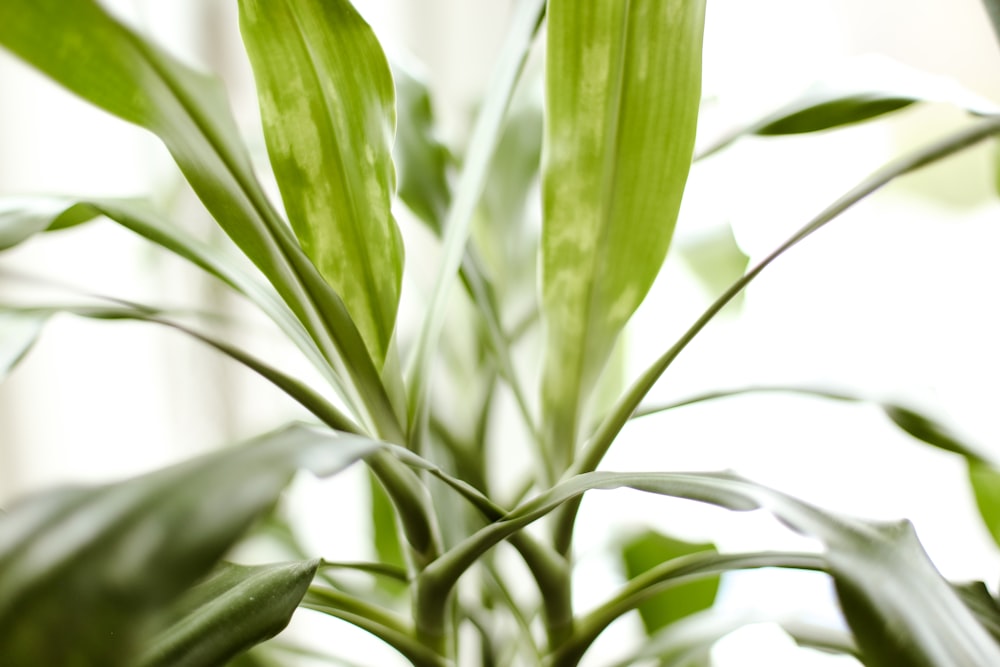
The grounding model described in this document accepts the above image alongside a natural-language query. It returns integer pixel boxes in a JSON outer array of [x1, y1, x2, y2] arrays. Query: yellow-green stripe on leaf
[[540, 0, 707, 464], [239, 0, 404, 370]]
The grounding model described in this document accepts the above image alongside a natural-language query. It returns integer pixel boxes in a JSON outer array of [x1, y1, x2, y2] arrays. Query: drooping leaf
[[137, 560, 319, 667], [539, 0, 707, 467], [0, 198, 98, 250], [883, 404, 991, 463], [238, 0, 404, 370], [0, 0, 400, 439], [0, 424, 377, 667], [621, 530, 719, 635], [428, 471, 1000, 667], [698, 55, 999, 159], [393, 60, 452, 234], [0, 311, 48, 382]]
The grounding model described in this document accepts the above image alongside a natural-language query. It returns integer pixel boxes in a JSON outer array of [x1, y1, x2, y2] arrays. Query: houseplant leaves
[[0, 425, 377, 666]]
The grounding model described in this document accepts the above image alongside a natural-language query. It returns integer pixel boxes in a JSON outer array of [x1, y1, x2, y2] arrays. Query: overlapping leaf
[[540, 0, 707, 466], [0, 425, 377, 666], [137, 560, 319, 667], [239, 0, 404, 370]]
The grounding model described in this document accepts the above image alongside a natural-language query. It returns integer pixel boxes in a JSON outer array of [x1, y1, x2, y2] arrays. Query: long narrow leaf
[[0, 0, 400, 440], [697, 56, 998, 159], [0, 425, 377, 666], [238, 0, 403, 371], [137, 560, 319, 667], [540, 0, 707, 469]]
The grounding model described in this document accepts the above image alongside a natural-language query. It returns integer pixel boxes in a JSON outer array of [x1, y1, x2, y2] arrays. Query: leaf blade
[[238, 0, 403, 369], [540, 0, 707, 465]]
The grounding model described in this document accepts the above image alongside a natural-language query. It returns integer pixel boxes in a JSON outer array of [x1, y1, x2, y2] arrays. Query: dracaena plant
[[2, 0, 1000, 665]]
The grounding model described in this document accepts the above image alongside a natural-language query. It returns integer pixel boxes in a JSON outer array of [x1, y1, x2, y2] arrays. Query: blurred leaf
[[953, 580, 1000, 645], [0, 0, 400, 439], [698, 55, 999, 159], [983, 0, 1000, 48], [621, 530, 719, 635], [970, 462, 1000, 549], [540, 0, 707, 467], [239, 0, 403, 370], [0, 198, 98, 250], [883, 404, 991, 464], [368, 470, 408, 598], [138, 560, 319, 667], [677, 225, 750, 310], [393, 60, 453, 233], [0, 311, 47, 382], [0, 424, 377, 666]]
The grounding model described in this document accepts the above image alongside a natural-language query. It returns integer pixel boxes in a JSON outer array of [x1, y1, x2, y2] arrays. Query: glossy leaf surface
[[138, 560, 319, 667], [239, 0, 403, 369], [0, 425, 376, 666], [540, 0, 707, 462]]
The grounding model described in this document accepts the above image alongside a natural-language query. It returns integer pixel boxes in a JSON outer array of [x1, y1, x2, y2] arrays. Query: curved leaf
[[698, 56, 1000, 159], [0, 198, 98, 251], [540, 0, 707, 468], [0, 0, 400, 440], [425, 471, 1000, 667], [0, 424, 377, 667], [138, 560, 319, 667], [239, 0, 403, 370]]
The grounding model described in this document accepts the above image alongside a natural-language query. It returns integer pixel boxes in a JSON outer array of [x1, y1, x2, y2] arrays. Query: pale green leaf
[[239, 0, 403, 370], [0, 424, 377, 667], [970, 462, 1000, 549], [138, 560, 319, 667], [0, 198, 97, 251], [0, 0, 400, 440], [540, 0, 707, 466], [981, 0, 1000, 48], [0, 311, 47, 382], [393, 60, 452, 233]]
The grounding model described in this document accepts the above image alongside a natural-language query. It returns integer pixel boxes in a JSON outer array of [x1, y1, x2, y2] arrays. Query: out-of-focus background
[[2, 1, 999, 665]]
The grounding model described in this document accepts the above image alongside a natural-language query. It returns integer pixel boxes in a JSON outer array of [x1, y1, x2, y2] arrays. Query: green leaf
[[368, 470, 408, 598], [621, 530, 719, 635], [0, 0, 400, 440], [0, 198, 98, 250], [677, 225, 750, 310], [982, 0, 1000, 48], [138, 560, 319, 667], [0, 424, 377, 667], [953, 581, 1000, 646], [426, 471, 1000, 667], [698, 56, 999, 159], [393, 60, 452, 234], [238, 0, 404, 370], [883, 404, 991, 463], [0, 311, 47, 382], [970, 462, 1000, 549], [539, 0, 707, 467]]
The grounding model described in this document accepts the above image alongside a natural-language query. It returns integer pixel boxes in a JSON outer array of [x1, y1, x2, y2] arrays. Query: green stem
[[551, 114, 1000, 556]]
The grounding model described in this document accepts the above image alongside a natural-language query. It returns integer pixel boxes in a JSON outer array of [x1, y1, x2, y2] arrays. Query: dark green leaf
[[0, 425, 377, 667], [138, 560, 318, 667], [982, 0, 1000, 48], [540, 0, 707, 467], [0, 311, 48, 382], [953, 580, 1000, 646], [238, 0, 404, 370], [698, 56, 999, 159], [621, 530, 719, 635], [393, 60, 452, 233], [883, 404, 991, 464]]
